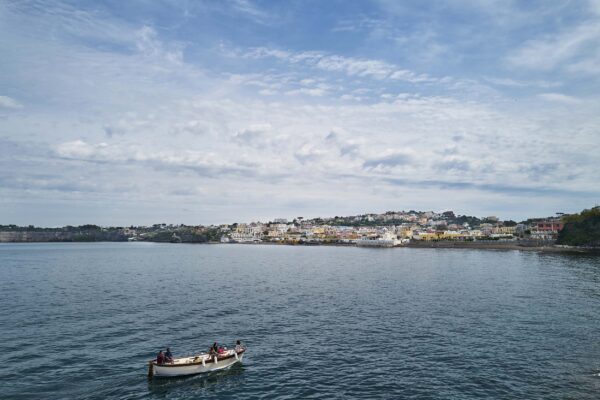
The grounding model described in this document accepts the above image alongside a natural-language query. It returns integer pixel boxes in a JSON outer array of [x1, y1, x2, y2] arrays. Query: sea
[[1, 242, 600, 399]]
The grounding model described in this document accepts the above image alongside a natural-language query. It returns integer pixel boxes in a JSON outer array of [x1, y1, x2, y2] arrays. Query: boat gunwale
[[151, 348, 245, 368]]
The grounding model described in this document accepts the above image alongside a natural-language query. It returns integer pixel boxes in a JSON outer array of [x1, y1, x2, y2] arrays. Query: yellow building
[[311, 226, 325, 235], [492, 226, 516, 235], [414, 231, 468, 241]]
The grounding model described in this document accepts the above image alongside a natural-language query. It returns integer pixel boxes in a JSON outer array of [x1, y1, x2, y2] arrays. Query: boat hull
[[151, 350, 244, 378]]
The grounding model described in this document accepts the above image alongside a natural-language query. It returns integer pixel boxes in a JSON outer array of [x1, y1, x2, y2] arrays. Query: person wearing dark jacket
[[165, 347, 173, 363]]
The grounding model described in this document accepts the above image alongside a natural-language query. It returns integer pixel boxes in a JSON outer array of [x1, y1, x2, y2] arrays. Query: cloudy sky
[[1, 0, 599, 226]]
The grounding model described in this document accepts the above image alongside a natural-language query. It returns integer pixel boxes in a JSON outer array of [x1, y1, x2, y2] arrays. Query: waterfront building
[[535, 219, 564, 232], [491, 226, 517, 235], [356, 231, 400, 247], [231, 223, 263, 243], [531, 219, 564, 240]]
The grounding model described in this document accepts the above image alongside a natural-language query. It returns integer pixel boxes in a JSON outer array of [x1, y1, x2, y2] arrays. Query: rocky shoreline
[[226, 240, 600, 253], [2, 232, 598, 254], [403, 241, 599, 253]]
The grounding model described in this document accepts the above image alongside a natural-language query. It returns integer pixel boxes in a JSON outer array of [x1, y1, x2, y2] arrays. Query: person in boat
[[156, 350, 165, 365], [209, 342, 218, 356], [235, 340, 244, 352], [165, 347, 173, 363]]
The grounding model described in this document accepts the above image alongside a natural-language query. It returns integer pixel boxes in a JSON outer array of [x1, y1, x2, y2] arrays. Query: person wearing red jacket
[[156, 350, 165, 365]]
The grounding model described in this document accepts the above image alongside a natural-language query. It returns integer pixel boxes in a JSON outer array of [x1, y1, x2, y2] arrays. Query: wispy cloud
[[245, 47, 438, 84], [229, 0, 274, 25], [484, 77, 561, 89], [507, 18, 600, 76], [538, 93, 581, 104]]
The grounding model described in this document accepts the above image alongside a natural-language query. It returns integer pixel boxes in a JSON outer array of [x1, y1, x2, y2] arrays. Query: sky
[[1, 0, 599, 226]]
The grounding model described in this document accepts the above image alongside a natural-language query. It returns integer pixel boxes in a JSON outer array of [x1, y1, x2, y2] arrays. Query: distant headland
[[2, 206, 599, 252]]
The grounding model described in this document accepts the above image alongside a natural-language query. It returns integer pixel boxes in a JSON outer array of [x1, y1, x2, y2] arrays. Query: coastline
[[222, 240, 600, 254], [1, 238, 599, 254], [403, 241, 599, 253]]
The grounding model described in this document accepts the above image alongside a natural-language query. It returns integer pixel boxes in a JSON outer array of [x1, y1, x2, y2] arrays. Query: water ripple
[[1, 243, 600, 399]]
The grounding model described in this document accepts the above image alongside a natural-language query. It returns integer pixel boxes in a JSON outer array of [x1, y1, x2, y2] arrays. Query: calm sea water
[[1, 243, 600, 399]]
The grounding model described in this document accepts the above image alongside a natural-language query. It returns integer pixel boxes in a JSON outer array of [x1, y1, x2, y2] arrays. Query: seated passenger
[[235, 340, 244, 352], [217, 346, 225, 354], [156, 350, 165, 365], [165, 347, 173, 363], [209, 342, 218, 356]]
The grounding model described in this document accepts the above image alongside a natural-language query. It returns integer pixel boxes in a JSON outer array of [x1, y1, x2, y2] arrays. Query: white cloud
[[538, 93, 581, 104], [340, 94, 361, 101], [258, 89, 278, 96], [484, 77, 561, 89], [0, 95, 23, 109], [363, 150, 415, 170], [332, 16, 385, 33], [230, 0, 273, 24], [233, 123, 273, 146], [286, 88, 327, 97], [389, 70, 432, 83], [316, 55, 393, 79], [135, 26, 183, 65], [55, 140, 108, 159]]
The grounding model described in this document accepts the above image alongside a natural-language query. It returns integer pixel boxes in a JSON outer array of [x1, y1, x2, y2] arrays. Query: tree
[[557, 206, 600, 247]]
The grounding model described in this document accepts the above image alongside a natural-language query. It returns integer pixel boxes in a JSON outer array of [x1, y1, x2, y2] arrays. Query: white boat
[[148, 347, 246, 378], [355, 231, 409, 247]]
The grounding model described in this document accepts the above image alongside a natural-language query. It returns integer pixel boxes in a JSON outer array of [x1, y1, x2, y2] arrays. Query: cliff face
[[0, 231, 128, 242], [142, 230, 209, 243], [0, 227, 214, 243], [0, 231, 71, 242]]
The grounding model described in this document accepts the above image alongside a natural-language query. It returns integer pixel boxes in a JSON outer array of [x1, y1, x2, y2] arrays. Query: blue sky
[[1, 0, 599, 226]]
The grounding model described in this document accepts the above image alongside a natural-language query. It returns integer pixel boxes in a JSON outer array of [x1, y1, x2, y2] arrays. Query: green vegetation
[[1, 224, 105, 232], [557, 207, 600, 247], [320, 211, 484, 228]]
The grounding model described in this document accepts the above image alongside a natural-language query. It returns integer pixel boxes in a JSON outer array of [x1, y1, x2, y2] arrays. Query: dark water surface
[[1, 243, 600, 399]]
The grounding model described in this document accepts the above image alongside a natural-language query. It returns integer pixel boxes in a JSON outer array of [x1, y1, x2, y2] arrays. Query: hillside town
[[0, 209, 573, 247], [217, 211, 564, 247]]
